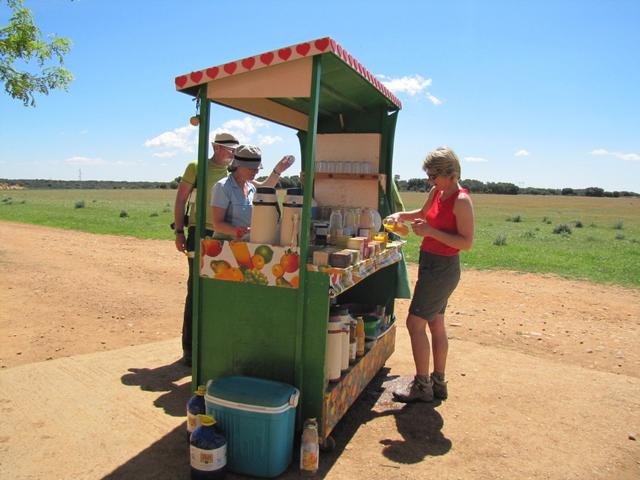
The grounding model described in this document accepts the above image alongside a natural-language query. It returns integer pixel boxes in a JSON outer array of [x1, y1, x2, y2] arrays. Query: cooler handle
[[289, 389, 300, 408]]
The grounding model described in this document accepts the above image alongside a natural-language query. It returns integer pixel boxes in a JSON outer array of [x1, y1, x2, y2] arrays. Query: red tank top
[[420, 188, 468, 256]]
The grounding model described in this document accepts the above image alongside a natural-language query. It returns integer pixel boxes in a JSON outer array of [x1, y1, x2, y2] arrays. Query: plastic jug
[[343, 208, 357, 237], [190, 414, 227, 479], [358, 208, 375, 239], [250, 187, 279, 244], [187, 385, 207, 439], [279, 188, 303, 246]]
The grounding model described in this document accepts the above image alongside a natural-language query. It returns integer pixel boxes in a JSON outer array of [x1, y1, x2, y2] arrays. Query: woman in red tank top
[[386, 147, 475, 403]]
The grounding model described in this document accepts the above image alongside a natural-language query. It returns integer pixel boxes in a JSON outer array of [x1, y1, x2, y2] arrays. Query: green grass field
[[1, 189, 638, 287], [401, 192, 640, 287], [0, 189, 177, 240]]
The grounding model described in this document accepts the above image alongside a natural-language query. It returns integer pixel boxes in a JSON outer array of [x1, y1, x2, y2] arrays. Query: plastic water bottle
[[190, 414, 227, 479], [187, 385, 207, 440], [328, 209, 343, 245], [300, 418, 319, 477]]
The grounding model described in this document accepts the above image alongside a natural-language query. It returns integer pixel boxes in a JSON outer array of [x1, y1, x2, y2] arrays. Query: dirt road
[[1, 221, 639, 479]]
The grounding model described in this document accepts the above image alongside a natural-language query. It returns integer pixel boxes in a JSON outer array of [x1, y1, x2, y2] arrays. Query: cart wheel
[[320, 435, 336, 452]]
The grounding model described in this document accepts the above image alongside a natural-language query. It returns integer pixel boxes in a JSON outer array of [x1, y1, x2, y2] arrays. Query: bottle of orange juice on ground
[[300, 418, 319, 477]]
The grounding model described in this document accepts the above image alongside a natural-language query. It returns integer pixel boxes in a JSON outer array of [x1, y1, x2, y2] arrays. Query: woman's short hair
[[422, 146, 461, 179]]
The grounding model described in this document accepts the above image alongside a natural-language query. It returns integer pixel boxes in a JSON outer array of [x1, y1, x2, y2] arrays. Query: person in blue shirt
[[211, 144, 293, 239]]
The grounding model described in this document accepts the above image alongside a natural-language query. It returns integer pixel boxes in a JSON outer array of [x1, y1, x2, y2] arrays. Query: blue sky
[[1, 0, 638, 192]]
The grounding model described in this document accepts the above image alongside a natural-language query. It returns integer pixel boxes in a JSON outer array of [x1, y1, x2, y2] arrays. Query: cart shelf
[[307, 241, 404, 298], [322, 322, 396, 439]]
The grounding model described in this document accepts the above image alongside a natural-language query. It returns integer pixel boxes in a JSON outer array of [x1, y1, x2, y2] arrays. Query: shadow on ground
[[109, 367, 451, 479], [120, 359, 192, 417]]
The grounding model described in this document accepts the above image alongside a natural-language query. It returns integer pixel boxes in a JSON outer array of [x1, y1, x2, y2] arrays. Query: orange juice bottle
[[383, 221, 410, 238]]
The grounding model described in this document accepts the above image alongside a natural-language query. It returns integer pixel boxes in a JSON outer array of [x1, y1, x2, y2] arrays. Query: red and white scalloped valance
[[175, 37, 402, 109]]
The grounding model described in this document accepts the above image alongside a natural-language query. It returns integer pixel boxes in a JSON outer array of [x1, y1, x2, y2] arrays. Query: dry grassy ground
[[1, 221, 639, 479]]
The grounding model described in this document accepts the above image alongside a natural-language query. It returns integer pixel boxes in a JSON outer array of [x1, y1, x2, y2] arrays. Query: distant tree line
[[1, 178, 179, 189], [395, 177, 638, 197], [2, 177, 636, 197]]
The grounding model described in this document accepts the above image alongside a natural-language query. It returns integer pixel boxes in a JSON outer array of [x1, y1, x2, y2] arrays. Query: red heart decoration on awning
[[296, 43, 311, 56], [223, 62, 237, 75], [346, 53, 353, 66], [241, 57, 255, 70], [190, 71, 203, 83], [315, 38, 330, 51], [278, 48, 292, 61], [260, 52, 274, 65], [175, 76, 188, 88], [206, 67, 219, 79]]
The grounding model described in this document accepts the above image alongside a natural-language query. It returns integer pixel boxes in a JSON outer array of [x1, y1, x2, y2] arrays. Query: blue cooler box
[[205, 376, 299, 478]]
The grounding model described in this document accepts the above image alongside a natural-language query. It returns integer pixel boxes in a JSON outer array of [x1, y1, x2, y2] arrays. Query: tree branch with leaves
[[1, 0, 73, 106]]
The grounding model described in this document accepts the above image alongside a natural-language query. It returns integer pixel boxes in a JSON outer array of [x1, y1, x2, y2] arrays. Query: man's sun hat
[[231, 144, 263, 169], [212, 132, 239, 148]]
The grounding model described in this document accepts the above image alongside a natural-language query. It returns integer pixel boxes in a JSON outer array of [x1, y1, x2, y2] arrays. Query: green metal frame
[[188, 50, 403, 437]]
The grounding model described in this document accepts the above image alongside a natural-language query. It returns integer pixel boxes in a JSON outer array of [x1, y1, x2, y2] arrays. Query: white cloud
[[214, 117, 266, 144], [380, 74, 432, 96], [64, 156, 106, 166], [258, 135, 283, 146], [427, 94, 442, 105], [515, 149, 530, 157], [144, 125, 197, 153], [379, 74, 442, 105], [464, 156, 488, 163], [591, 148, 640, 161], [144, 116, 274, 158]]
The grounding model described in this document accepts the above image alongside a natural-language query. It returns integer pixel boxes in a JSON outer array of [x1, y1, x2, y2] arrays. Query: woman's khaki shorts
[[409, 251, 461, 321]]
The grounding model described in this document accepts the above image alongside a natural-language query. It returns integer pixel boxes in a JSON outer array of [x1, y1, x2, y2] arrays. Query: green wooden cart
[[175, 37, 406, 446]]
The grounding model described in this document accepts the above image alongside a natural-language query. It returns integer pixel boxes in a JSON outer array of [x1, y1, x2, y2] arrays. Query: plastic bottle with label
[[190, 414, 227, 480], [328, 209, 343, 245], [300, 418, 319, 477], [186, 385, 207, 440], [358, 208, 375, 240]]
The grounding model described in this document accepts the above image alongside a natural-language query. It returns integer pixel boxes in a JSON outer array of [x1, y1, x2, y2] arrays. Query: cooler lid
[[206, 376, 298, 409]]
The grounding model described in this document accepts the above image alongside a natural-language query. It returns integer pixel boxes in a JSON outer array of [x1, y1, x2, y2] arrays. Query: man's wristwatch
[[175, 229, 185, 236]]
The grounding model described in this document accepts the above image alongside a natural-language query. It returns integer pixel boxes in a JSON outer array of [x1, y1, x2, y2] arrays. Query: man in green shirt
[[173, 132, 238, 366]]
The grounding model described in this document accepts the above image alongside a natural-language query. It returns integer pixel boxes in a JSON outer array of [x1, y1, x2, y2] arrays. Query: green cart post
[[175, 37, 405, 447]]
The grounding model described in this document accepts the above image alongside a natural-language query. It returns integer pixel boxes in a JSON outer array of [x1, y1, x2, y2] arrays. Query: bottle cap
[[198, 414, 216, 426]]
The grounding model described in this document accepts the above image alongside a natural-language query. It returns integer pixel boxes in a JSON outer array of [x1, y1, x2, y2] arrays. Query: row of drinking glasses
[[315, 161, 374, 174]]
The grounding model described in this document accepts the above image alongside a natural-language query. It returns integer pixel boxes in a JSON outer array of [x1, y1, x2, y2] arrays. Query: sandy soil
[[1, 221, 639, 479]]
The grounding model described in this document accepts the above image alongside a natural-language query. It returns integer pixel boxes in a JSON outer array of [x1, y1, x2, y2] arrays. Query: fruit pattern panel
[[200, 239, 300, 288]]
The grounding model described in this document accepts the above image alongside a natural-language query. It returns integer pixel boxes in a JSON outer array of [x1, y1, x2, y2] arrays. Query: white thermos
[[326, 315, 343, 383], [280, 188, 303, 246], [250, 187, 280, 244]]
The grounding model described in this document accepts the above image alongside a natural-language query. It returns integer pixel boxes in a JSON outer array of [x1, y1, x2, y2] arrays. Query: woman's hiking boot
[[393, 375, 433, 403], [431, 372, 448, 400]]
